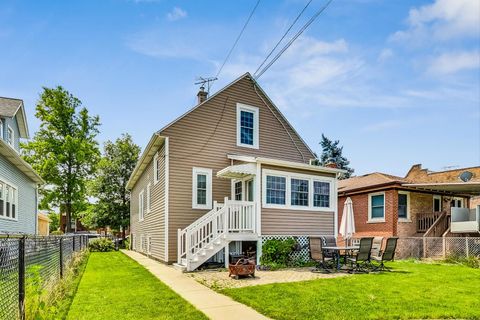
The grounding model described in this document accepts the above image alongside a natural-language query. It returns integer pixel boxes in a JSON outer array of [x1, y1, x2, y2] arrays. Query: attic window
[[7, 126, 14, 147], [236, 103, 259, 149]]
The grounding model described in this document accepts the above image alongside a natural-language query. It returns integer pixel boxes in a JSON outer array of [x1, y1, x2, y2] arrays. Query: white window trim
[[140, 234, 144, 252], [192, 167, 213, 210], [146, 183, 151, 213], [153, 153, 159, 185], [146, 234, 151, 254], [0, 120, 3, 140], [262, 169, 334, 211], [7, 125, 14, 147], [236, 103, 259, 149], [368, 192, 386, 223], [0, 177, 19, 221], [433, 195, 442, 212], [138, 190, 145, 221], [398, 191, 411, 222]]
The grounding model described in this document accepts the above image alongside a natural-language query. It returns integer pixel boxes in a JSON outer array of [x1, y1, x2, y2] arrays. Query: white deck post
[[224, 242, 229, 268]]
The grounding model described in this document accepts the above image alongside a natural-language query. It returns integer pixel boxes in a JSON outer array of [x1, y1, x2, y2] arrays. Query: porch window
[[291, 179, 309, 206], [433, 195, 441, 212], [192, 167, 212, 209], [266, 176, 286, 205], [138, 190, 144, 221], [236, 104, 259, 149], [398, 192, 409, 219], [0, 180, 17, 220], [369, 193, 385, 221], [234, 181, 242, 201], [313, 181, 330, 208]]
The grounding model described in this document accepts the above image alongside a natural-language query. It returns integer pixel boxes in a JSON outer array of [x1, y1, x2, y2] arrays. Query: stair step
[[172, 263, 187, 272]]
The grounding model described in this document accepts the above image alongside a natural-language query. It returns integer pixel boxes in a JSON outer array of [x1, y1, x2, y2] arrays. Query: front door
[[232, 178, 255, 201]]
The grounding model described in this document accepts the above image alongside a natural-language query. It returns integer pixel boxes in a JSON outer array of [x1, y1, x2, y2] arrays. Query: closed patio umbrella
[[339, 197, 355, 246]]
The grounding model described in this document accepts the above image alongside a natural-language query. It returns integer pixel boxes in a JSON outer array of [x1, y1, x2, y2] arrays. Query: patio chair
[[372, 237, 398, 271], [370, 237, 384, 259], [347, 237, 374, 273], [310, 237, 336, 273], [321, 236, 337, 258]]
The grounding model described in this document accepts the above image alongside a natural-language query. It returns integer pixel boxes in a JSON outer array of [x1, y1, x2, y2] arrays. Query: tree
[[319, 134, 354, 179], [48, 212, 60, 233], [22, 86, 100, 233], [89, 134, 140, 238]]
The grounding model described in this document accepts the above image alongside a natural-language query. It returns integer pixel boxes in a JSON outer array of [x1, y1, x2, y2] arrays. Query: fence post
[[466, 237, 469, 258], [18, 237, 26, 320], [59, 238, 64, 278]]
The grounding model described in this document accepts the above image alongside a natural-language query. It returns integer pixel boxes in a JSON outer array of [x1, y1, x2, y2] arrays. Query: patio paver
[[121, 250, 270, 320]]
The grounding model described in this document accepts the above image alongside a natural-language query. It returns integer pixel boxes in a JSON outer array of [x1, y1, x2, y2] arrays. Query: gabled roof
[[338, 172, 405, 193], [0, 138, 44, 184], [0, 97, 30, 139], [127, 72, 317, 190]]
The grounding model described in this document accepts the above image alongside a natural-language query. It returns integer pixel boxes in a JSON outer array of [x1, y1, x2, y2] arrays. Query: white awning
[[217, 163, 256, 179], [402, 182, 480, 195]]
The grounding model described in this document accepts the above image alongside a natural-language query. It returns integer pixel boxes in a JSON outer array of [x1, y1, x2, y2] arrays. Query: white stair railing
[[177, 198, 256, 270]]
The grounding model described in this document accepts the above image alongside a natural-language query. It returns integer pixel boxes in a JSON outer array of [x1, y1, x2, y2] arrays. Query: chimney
[[325, 162, 337, 169], [197, 86, 208, 104]]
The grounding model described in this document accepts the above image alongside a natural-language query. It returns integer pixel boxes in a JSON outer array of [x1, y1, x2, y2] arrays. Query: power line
[[255, 0, 333, 79], [253, 0, 313, 78], [215, 0, 261, 80]]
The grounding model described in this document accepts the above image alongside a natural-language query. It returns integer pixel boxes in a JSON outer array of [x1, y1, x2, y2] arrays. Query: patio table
[[323, 246, 359, 270]]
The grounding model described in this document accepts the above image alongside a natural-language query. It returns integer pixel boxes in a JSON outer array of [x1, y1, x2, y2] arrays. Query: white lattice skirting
[[261, 236, 311, 262]]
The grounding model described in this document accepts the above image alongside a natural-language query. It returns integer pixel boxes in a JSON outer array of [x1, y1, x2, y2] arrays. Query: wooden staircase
[[175, 198, 256, 271]]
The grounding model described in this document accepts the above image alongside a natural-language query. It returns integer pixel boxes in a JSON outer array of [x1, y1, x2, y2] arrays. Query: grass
[[67, 252, 207, 320], [221, 260, 480, 320]]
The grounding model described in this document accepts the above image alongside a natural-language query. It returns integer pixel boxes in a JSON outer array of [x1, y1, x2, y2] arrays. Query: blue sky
[[0, 0, 479, 176]]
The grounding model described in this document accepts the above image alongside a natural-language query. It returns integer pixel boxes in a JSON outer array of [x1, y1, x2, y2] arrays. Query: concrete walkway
[[121, 250, 270, 320]]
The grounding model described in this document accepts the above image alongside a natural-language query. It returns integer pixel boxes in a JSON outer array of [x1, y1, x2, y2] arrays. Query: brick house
[[338, 164, 480, 240]]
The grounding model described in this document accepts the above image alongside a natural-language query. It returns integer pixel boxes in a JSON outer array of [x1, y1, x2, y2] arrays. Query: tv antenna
[[195, 76, 217, 95]]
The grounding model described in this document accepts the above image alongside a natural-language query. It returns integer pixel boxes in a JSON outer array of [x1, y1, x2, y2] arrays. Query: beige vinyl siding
[[261, 164, 336, 236], [161, 75, 315, 262], [130, 144, 166, 261]]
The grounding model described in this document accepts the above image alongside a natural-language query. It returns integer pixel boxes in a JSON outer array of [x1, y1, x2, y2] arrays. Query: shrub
[[445, 255, 480, 269], [123, 237, 131, 250], [260, 238, 297, 269], [50, 230, 63, 235], [88, 238, 115, 252]]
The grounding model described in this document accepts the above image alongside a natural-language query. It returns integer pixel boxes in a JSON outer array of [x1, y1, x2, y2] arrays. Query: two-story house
[[0, 97, 44, 234], [127, 73, 344, 271]]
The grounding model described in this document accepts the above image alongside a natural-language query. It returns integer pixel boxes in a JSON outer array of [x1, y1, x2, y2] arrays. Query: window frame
[[397, 191, 410, 221], [146, 183, 151, 213], [138, 190, 145, 222], [153, 153, 159, 185], [7, 125, 14, 147], [192, 167, 213, 210], [368, 192, 385, 223], [236, 103, 259, 149], [0, 177, 18, 221], [290, 178, 309, 207], [313, 180, 331, 208], [433, 195, 442, 212], [262, 169, 334, 211]]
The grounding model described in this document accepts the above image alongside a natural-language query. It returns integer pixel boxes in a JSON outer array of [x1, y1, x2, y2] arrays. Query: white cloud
[[378, 48, 393, 63], [362, 120, 403, 132], [427, 50, 480, 74], [391, 0, 480, 43], [166, 7, 187, 21]]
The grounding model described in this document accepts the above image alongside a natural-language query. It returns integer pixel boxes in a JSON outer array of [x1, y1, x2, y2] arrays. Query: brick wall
[[339, 189, 396, 238]]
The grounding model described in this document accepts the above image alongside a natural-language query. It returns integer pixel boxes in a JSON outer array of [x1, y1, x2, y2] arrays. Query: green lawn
[[222, 261, 480, 320], [67, 252, 207, 320]]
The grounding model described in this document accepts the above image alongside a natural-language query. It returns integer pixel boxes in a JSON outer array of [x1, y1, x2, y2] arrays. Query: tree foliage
[[319, 134, 354, 179], [22, 86, 100, 232], [48, 212, 60, 233], [89, 134, 140, 237]]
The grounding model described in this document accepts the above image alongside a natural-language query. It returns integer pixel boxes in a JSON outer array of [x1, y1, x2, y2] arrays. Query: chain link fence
[[396, 237, 480, 260], [0, 234, 88, 320]]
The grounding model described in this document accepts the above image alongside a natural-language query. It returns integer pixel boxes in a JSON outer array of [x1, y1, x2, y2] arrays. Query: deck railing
[[417, 211, 443, 233]]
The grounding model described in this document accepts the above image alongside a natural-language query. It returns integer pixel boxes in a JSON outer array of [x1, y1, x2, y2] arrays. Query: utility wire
[[215, 0, 261, 80], [255, 0, 333, 79], [253, 0, 313, 78]]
